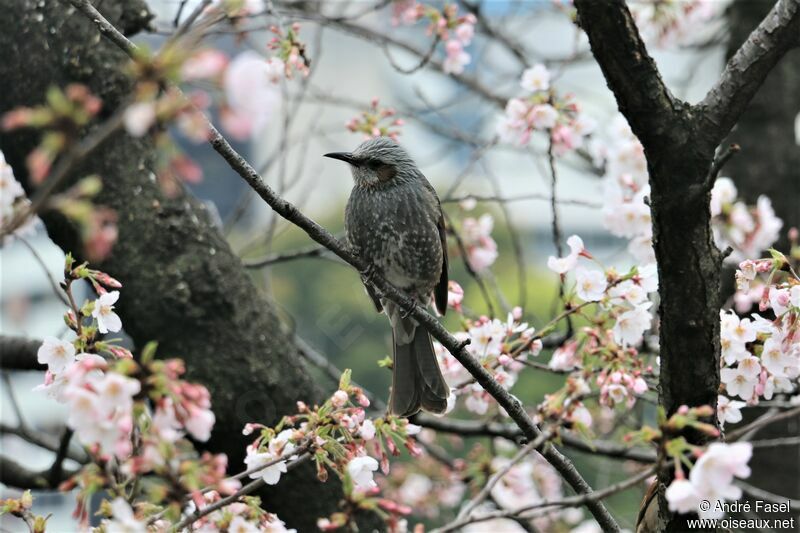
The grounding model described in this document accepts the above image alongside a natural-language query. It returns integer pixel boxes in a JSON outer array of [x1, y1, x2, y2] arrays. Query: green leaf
[[338, 368, 352, 390], [140, 341, 159, 365]]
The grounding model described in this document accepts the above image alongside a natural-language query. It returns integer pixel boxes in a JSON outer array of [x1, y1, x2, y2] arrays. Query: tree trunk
[[0, 2, 352, 529]]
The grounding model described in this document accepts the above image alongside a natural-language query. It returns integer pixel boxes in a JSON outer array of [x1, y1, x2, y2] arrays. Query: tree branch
[[412, 414, 657, 463], [0, 336, 45, 371], [698, 0, 800, 144], [0, 456, 75, 489], [573, 0, 679, 149]]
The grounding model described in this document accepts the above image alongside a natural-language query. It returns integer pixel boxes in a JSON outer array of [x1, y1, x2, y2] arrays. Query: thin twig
[[18, 237, 70, 306], [172, 453, 310, 531], [383, 34, 441, 74], [737, 480, 800, 508], [243, 243, 328, 268], [726, 405, 800, 442], [433, 465, 654, 532], [457, 430, 552, 522], [441, 192, 600, 208], [704, 143, 740, 190]]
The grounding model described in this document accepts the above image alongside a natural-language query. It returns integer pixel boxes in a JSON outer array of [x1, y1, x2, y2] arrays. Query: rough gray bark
[[0, 2, 350, 529], [725, 0, 800, 516], [574, 0, 800, 530]]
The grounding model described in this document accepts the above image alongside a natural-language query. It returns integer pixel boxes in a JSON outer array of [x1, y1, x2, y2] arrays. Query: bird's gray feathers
[[335, 137, 450, 416], [390, 319, 449, 417]]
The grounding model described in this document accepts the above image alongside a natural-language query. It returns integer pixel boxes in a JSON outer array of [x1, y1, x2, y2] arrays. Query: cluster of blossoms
[[481, 441, 583, 531], [31, 257, 294, 531], [241, 371, 420, 532], [497, 64, 596, 153], [392, 1, 477, 74], [457, 210, 499, 272], [666, 440, 753, 519], [122, 22, 311, 191], [1, 146, 116, 260], [548, 235, 658, 348], [710, 177, 783, 264], [345, 98, 404, 141], [0, 150, 39, 244], [176, 22, 308, 143], [379, 436, 584, 531], [266, 23, 311, 79], [591, 116, 782, 265], [628, 0, 718, 47], [537, 236, 658, 429], [625, 405, 755, 520], [2, 84, 102, 183], [590, 116, 655, 264], [436, 306, 541, 415], [380, 448, 465, 520], [718, 252, 799, 410]]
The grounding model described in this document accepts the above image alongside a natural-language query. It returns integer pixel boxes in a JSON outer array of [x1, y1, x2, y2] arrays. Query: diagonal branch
[[64, 1, 619, 529], [698, 0, 800, 144], [573, 0, 678, 148]]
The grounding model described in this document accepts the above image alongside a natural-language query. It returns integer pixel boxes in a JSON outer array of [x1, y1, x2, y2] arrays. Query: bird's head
[[324, 137, 419, 188]]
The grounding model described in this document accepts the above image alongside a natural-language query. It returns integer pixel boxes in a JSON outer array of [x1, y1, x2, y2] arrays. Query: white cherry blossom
[[347, 455, 379, 490]]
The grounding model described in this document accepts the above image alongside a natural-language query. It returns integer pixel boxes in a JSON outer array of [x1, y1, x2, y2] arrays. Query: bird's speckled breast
[[345, 182, 443, 300]]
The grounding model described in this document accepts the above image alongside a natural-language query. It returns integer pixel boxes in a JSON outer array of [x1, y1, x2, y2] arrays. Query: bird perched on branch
[[325, 137, 450, 417]]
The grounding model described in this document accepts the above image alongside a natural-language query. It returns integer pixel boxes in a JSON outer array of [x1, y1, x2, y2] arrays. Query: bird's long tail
[[390, 316, 449, 417]]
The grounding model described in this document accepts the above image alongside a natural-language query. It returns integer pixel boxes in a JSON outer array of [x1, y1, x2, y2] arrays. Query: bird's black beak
[[324, 152, 358, 165]]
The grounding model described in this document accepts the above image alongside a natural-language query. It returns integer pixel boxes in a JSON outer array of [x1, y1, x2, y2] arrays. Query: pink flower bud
[[331, 389, 348, 408]]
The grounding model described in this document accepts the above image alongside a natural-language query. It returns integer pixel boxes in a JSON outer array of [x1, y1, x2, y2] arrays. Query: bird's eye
[[365, 159, 382, 170]]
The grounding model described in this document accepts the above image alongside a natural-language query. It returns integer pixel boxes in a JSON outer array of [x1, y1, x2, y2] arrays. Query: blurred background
[[4, 0, 794, 530]]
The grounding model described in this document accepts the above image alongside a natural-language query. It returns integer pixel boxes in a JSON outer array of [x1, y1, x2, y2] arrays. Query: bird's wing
[[434, 206, 449, 316]]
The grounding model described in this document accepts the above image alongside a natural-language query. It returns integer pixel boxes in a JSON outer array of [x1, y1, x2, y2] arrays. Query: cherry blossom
[[92, 290, 122, 334], [547, 234, 586, 274], [244, 429, 296, 485], [575, 268, 607, 302], [612, 303, 652, 347], [181, 49, 228, 81], [102, 497, 147, 533], [461, 214, 499, 271], [1, 150, 41, 244], [245, 447, 289, 485], [665, 478, 700, 514], [710, 178, 782, 262], [666, 442, 753, 519], [497, 72, 592, 150], [630, 0, 719, 47], [720, 365, 758, 400], [222, 51, 279, 140], [443, 40, 470, 74], [716, 395, 745, 427], [347, 455, 379, 490], [446, 280, 464, 311], [36, 336, 76, 374], [520, 63, 550, 92]]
